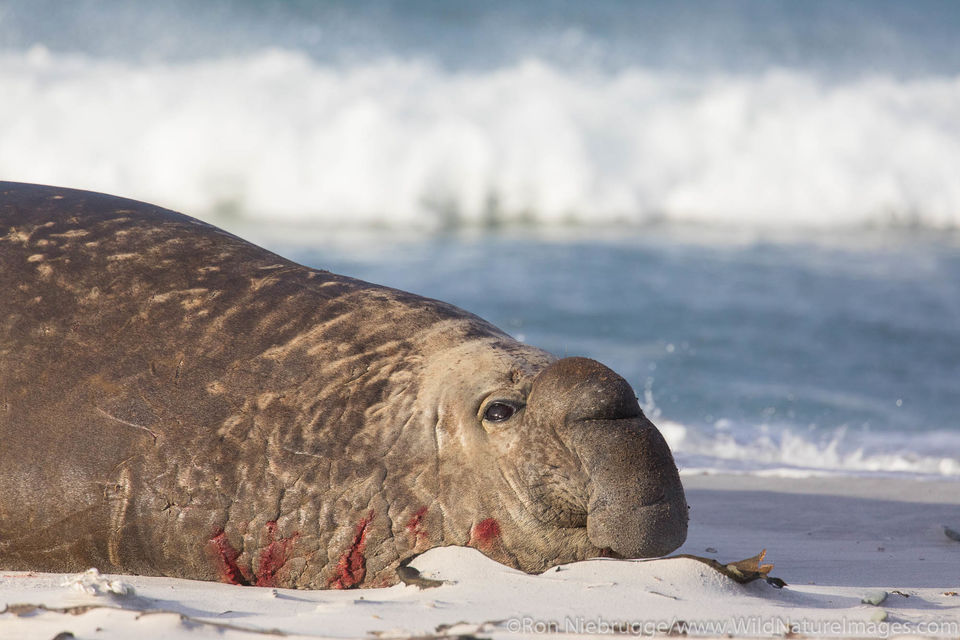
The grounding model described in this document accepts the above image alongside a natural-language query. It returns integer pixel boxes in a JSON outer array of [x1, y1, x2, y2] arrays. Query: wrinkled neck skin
[[192, 331, 583, 589], [198, 332, 650, 590]]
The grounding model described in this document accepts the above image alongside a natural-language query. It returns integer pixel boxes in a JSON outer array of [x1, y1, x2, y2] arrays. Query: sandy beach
[[3, 473, 957, 638]]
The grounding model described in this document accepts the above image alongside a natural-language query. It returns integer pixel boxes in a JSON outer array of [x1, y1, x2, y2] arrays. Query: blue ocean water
[[1, 1, 958, 476]]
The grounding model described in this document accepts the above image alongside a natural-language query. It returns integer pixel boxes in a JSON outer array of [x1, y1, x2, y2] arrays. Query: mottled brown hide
[[0, 182, 686, 588]]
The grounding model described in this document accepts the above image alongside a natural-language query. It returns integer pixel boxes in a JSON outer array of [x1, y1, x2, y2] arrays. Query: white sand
[[2, 474, 958, 638]]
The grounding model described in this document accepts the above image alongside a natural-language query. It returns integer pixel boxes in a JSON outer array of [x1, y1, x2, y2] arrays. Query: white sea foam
[[3, 46, 960, 230], [660, 419, 960, 479]]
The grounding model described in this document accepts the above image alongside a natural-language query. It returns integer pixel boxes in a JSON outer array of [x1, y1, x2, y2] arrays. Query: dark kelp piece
[[677, 550, 786, 588]]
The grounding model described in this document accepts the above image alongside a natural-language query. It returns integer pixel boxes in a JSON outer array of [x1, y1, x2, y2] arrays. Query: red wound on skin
[[470, 518, 501, 549], [208, 530, 251, 586], [255, 520, 301, 588], [405, 506, 428, 543], [330, 510, 375, 589]]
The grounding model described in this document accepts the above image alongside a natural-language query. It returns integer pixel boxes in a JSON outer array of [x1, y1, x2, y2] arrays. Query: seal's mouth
[[519, 473, 590, 528]]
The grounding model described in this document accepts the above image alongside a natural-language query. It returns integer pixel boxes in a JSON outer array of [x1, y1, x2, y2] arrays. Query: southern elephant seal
[[0, 182, 687, 589]]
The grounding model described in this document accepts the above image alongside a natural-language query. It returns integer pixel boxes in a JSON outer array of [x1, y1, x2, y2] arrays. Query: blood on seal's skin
[[470, 518, 501, 549], [255, 521, 300, 587], [207, 522, 300, 587], [208, 530, 250, 586], [405, 506, 428, 543], [330, 511, 375, 589]]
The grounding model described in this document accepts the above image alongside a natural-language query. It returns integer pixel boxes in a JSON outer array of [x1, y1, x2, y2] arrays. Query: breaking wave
[[3, 46, 960, 231], [659, 419, 960, 479]]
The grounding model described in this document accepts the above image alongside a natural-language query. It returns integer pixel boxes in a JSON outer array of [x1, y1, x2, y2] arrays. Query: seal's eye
[[483, 401, 517, 422]]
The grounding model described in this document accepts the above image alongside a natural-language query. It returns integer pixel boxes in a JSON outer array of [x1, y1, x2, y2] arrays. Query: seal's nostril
[[586, 392, 641, 421], [639, 490, 666, 507], [529, 357, 642, 422]]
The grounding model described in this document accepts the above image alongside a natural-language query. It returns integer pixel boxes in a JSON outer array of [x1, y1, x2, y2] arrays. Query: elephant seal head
[[419, 337, 688, 572]]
